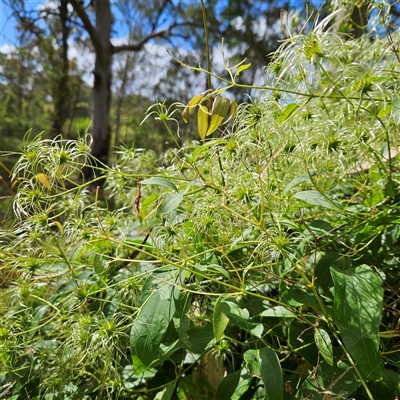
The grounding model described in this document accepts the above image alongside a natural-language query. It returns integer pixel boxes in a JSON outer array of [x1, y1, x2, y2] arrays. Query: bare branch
[[150, 0, 170, 32], [68, 0, 104, 57], [112, 21, 201, 54]]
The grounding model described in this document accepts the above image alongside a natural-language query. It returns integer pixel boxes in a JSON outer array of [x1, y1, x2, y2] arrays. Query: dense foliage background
[[1, 0, 400, 399]]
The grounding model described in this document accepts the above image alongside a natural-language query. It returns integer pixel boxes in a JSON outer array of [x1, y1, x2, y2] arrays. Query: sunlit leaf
[[182, 92, 207, 123], [198, 104, 209, 141], [293, 190, 340, 210], [37, 172, 51, 191], [261, 306, 297, 319], [220, 299, 250, 322], [206, 96, 231, 136], [283, 174, 311, 195], [277, 103, 299, 123], [244, 349, 261, 376], [53, 221, 64, 233], [377, 103, 391, 119], [315, 328, 333, 366], [250, 323, 264, 338], [141, 177, 177, 191], [229, 100, 238, 120], [158, 191, 184, 214], [213, 295, 230, 342], [154, 382, 175, 400], [234, 63, 251, 77]]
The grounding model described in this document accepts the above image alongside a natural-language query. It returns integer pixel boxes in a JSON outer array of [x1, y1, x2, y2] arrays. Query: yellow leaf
[[11, 177, 25, 189], [37, 173, 51, 191], [229, 100, 238, 120], [198, 104, 209, 141], [206, 97, 231, 137], [182, 92, 208, 123], [53, 221, 64, 233]]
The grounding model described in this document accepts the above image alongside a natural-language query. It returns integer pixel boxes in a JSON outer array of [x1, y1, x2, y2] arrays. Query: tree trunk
[[52, 0, 70, 135], [68, 0, 192, 172], [90, 0, 113, 167]]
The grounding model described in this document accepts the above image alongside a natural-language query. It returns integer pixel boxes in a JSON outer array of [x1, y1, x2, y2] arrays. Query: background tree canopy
[[1, 1, 400, 398], [2, 0, 385, 167]]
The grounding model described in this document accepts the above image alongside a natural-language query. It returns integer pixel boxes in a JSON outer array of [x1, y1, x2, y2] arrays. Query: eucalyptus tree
[[66, 0, 207, 171]]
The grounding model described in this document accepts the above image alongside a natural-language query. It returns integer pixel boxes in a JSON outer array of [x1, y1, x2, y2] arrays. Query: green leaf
[[367, 370, 400, 399], [385, 178, 396, 199], [152, 339, 185, 368], [220, 299, 250, 322], [283, 174, 311, 195], [293, 190, 340, 210], [331, 264, 383, 380], [198, 104, 209, 141], [213, 295, 230, 342], [259, 347, 283, 400], [206, 96, 231, 136], [277, 103, 299, 123], [315, 252, 350, 297], [250, 323, 264, 338], [261, 306, 297, 319], [185, 325, 214, 353], [158, 191, 184, 214], [377, 103, 391, 119], [141, 177, 177, 192], [234, 63, 251, 77], [173, 292, 191, 349], [308, 220, 333, 236], [243, 348, 283, 400], [244, 349, 261, 376], [281, 286, 317, 306], [154, 382, 175, 400], [391, 97, 400, 126], [315, 328, 333, 366], [28, 306, 50, 340], [214, 369, 252, 400], [130, 283, 179, 373]]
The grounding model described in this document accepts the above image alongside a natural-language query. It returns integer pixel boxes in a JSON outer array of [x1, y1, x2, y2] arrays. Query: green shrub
[[1, 3, 400, 399]]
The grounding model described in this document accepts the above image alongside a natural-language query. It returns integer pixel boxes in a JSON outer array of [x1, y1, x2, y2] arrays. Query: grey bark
[[52, 0, 70, 135], [91, 0, 113, 166]]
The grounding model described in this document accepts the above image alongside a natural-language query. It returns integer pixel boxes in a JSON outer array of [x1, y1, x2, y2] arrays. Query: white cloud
[[67, 39, 95, 85], [0, 43, 16, 54]]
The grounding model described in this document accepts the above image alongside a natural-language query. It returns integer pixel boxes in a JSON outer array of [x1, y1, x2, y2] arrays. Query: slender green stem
[[200, 0, 213, 111]]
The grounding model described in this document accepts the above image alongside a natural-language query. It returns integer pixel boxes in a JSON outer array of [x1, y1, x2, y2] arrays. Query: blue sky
[[0, 0, 310, 52], [0, 1, 133, 52], [1, 1, 17, 50]]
